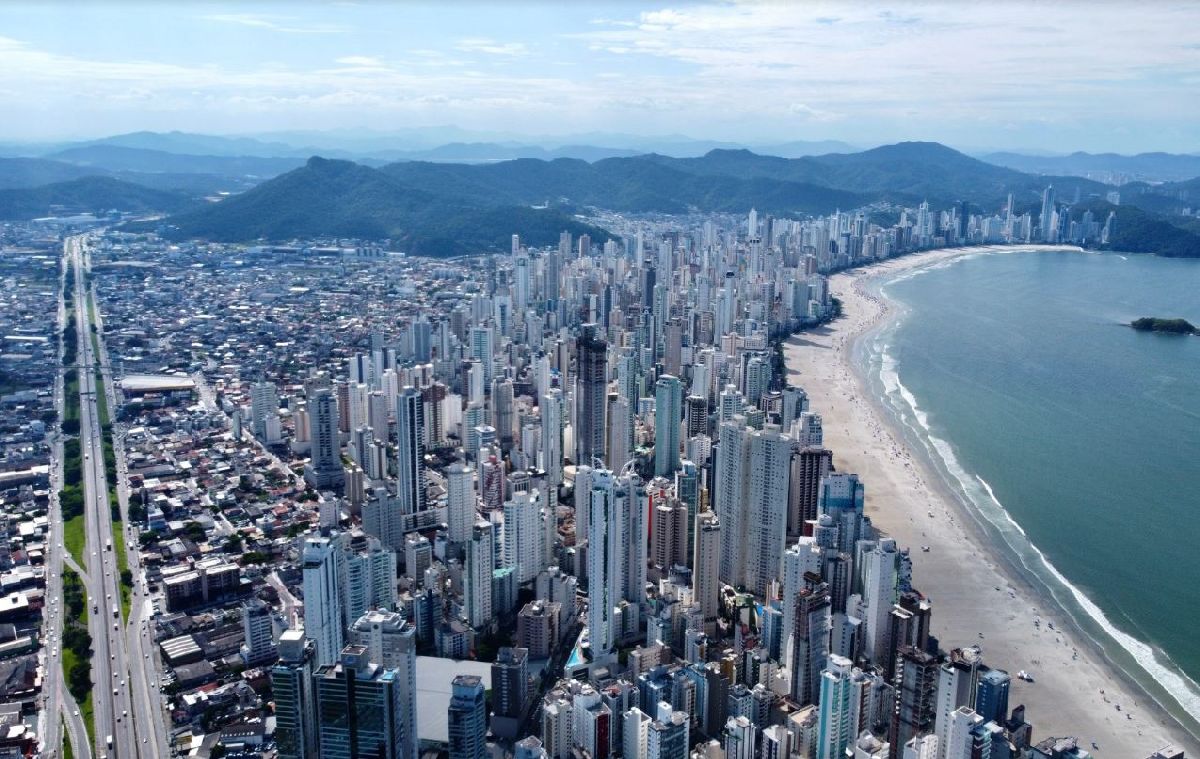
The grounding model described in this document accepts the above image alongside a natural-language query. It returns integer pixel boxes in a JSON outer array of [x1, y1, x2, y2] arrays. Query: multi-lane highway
[[39, 254, 92, 759], [65, 235, 170, 758]]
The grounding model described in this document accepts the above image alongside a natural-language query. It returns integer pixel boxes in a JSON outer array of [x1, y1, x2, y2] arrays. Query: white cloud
[[455, 38, 528, 56], [789, 103, 842, 123], [200, 13, 347, 34]]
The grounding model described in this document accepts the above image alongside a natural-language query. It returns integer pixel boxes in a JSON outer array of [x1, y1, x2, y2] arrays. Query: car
[[73, 710, 78, 717]]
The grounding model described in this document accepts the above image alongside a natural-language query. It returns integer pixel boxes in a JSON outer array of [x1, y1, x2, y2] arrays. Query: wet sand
[[785, 244, 1196, 756]]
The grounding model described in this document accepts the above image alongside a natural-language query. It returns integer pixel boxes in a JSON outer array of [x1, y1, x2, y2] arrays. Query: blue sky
[[1, 1, 1198, 153]]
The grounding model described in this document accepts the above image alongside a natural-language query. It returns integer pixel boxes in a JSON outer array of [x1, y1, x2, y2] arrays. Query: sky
[[1, 1, 1198, 153]]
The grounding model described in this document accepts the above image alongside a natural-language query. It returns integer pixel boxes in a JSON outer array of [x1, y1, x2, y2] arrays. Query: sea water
[[865, 248, 1200, 733]]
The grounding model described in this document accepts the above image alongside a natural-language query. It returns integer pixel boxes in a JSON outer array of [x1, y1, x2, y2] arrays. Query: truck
[[106, 734, 113, 749], [112, 604, 119, 619]]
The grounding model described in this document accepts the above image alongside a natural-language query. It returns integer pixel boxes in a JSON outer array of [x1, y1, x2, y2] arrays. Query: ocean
[[862, 247, 1200, 734]]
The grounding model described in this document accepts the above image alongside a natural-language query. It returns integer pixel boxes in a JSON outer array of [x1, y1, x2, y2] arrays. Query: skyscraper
[[816, 655, 857, 759], [789, 579, 832, 708], [491, 647, 530, 739], [890, 646, 940, 750], [1040, 185, 1056, 242], [654, 374, 683, 477], [862, 538, 900, 669], [347, 611, 418, 759], [446, 460, 476, 546], [789, 447, 832, 537], [503, 489, 542, 585], [586, 468, 647, 660], [541, 389, 565, 491], [744, 424, 792, 596], [395, 385, 426, 516], [302, 535, 345, 667], [250, 380, 279, 442], [693, 510, 721, 634], [272, 630, 318, 759], [716, 415, 751, 587], [305, 387, 346, 492], [314, 645, 407, 759], [576, 323, 608, 466], [465, 519, 495, 629], [447, 674, 488, 759]]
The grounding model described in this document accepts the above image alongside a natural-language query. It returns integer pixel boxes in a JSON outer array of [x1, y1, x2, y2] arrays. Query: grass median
[[61, 566, 95, 745]]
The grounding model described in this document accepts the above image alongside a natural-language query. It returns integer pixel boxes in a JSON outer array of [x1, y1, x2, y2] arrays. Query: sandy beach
[[785, 244, 1198, 756]]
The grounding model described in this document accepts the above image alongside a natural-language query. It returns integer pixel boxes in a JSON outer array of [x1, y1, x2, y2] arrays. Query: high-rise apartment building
[[575, 323, 608, 466], [314, 645, 407, 759], [396, 385, 426, 516], [654, 374, 683, 477], [447, 674, 488, 759], [305, 387, 346, 491]]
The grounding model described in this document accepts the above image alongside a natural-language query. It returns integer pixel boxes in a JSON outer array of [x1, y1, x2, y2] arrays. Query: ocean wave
[[869, 291, 1200, 723]]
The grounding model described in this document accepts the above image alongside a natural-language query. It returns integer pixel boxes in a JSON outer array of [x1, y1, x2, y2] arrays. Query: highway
[[87, 249, 172, 757], [66, 235, 169, 758], [40, 246, 92, 759]]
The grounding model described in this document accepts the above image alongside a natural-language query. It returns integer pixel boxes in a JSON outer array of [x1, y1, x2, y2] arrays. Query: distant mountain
[[154, 157, 611, 256], [48, 145, 305, 177], [0, 157, 105, 189], [643, 142, 1109, 207], [147, 141, 1200, 258], [379, 156, 868, 215], [80, 131, 308, 158], [982, 151, 1200, 183], [0, 176, 196, 220], [372, 142, 643, 163]]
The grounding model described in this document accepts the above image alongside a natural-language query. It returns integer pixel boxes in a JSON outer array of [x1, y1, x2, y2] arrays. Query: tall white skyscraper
[[249, 380, 279, 442], [693, 510, 721, 634], [503, 489, 542, 585], [862, 538, 900, 668], [716, 415, 750, 587], [744, 424, 791, 596], [586, 469, 647, 660], [446, 460, 476, 545], [396, 386, 426, 516], [606, 393, 632, 474], [302, 536, 345, 667], [465, 519, 494, 628], [348, 382, 370, 432], [541, 389, 564, 491]]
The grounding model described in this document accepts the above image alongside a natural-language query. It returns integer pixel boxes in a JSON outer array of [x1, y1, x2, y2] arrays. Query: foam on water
[[869, 258, 1200, 724]]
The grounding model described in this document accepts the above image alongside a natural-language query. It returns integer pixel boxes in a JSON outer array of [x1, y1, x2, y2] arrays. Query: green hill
[[642, 142, 1109, 207], [0, 176, 196, 219], [1073, 200, 1200, 258], [380, 155, 869, 215], [0, 157, 105, 190], [157, 157, 610, 255]]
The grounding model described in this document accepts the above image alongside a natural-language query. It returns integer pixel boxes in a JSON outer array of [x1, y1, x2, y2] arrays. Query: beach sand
[[785, 245, 1197, 756]]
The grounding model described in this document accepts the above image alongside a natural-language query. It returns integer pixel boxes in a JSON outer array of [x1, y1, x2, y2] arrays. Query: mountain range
[[1, 134, 1198, 258], [983, 151, 1200, 183]]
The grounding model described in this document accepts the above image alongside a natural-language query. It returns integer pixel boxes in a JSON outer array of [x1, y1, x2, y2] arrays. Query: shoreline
[[785, 244, 1200, 755]]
